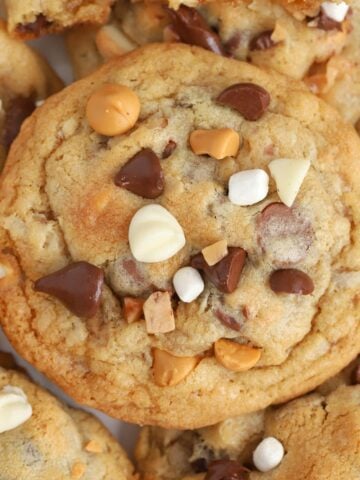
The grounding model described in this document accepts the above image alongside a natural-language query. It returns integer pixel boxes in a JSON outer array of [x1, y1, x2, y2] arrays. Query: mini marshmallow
[[173, 267, 204, 303], [129, 204, 186, 263], [228, 169, 269, 206], [253, 437, 285, 472], [269, 158, 310, 207], [321, 1, 349, 22], [0, 385, 32, 433]]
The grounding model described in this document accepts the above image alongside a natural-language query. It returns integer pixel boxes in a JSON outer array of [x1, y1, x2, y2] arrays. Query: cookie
[[5, 0, 114, 39], [0, 363, 134, 479], [1, 43, 360, 429], [0, 20, 63, 168], [136, 365, 360, 479], [66, 0, 350, 79]]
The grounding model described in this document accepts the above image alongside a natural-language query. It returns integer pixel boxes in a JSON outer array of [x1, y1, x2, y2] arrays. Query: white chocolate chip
[[202, 240, 228, 266], [321, 1, 349, 22], [0, 385, 32, 433], [173, 267, 204, 303], [228, 169, 269, 206], [129, 204, 186, 263], [253, 437, 285, 472], [269, 158, 310, 207], [143, 291, 175, 333]]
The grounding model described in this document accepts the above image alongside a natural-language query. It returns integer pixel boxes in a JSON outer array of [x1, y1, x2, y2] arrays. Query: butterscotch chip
[[202, 240, 228, 266], [152, 348, 199, 387], [214, 339, 261, 372], [143, 292, 175, 334], [123, 297, 145, 323], [189, 128, 240, 160], [86, 84, 140, 136], [71, 462, 86, 479], [85, 439, 103, 453]]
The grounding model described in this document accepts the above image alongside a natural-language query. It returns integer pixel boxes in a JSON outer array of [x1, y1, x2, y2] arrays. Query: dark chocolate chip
[[34, 261, 104, 318], [249, 30, 275, 51], [162, 140, 177, 159], [351, 363, 360, 384], [167, 5, 226, 55], [316, 8, 342, 30], [15, 14, 52, 35], [205, 460, 249, 480], [269, 268, 314, 295], [191, 247, 246, 293], [114, 148, 164, 199], [2, 97, 36, 150], [217, 83, 270, 121], [215, 309, 241, 331]]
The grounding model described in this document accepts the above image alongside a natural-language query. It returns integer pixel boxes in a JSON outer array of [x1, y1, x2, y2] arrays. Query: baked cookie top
[[0, 43, 360, 428], [5, 0, 114, 39], [0, 364, 134, 480], [135, 360, 360, 480], [0, 20, 63, 168]]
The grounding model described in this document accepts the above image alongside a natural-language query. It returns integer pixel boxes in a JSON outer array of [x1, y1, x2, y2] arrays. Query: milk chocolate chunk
[[191, 247, 246, 293], [269, 268, 314, 295], [2, 97, 36, 150], [250, 30, 275, 51], [115, 148, 164, 199], [34, 261, 104, 318], [167, 5, 225, 55], [217, 83, 270, 121], [205, 460, 249, 480]]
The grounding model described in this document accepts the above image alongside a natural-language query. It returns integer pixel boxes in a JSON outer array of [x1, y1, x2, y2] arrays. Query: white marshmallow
[[269, 158, 310, 207], [228, 169, 269, 206], [253, 437, 285, 472], [321, 2, 349, 22], [0, 385, 32, 433], [129, 204, 186, 263], [173, 267, 204, 303]]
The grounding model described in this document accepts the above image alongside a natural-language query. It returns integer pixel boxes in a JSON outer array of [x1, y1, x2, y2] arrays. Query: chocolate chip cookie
[[66, 0, 351, 79], [0, 362, 134, 480], [1, 43, 360, 428], [136, 359, 360, 479], [5, 0, 114, 39], [0, 20, 63, 168]]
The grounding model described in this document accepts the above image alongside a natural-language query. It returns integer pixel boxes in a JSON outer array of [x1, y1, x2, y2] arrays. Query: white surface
[[253, 436, 285, 472], [321, 1, 349, 22], [0, 33, 140, 457], [173, 266, 204, 303], [0, 385, 32, 433], [269, 158, 311, 208], [229, 169, 269, 206]]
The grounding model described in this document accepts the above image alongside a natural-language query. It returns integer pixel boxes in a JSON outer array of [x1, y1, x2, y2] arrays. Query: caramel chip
[[214, 339, 261, 372], [143, 291, 175, 334], [189, 128, 240, 160], [85, 440, 103, 453], [71, 462, 86, 479], [202, 240, 228, 266], [123, 297, 145, 323], [152, 348, 199, 386]]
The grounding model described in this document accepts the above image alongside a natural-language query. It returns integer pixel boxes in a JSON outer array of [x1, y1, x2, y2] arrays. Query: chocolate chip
[[114, 148, 164, 199], [316, 9, 342, 30], [351, 363, 360, 384], [215, 309, 241, 331], [2, 97, 36, 150], [167, 5, 225, 55], [191, 247, 246, 293], [217, 83, 270, 121], [224, 32, 242, 57], [250, 30, 275, 51], [162, 140, 177, 159], [269, 268, 314, 295], [34, 261, 104, 318], [205, 460, 249, 480], [15, 14, 52, 35], [257, 202, 314, 265], [191, 458, 209, 473]]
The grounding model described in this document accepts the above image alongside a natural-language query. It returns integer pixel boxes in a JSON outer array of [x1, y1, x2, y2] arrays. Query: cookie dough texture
[[136, 382, 360, 480], [5, 0, 114, 39], [0, 20, 62, 167], [0, 44, 360, 428], [66, 0, 349, 79], [0, 365, 134, 480]]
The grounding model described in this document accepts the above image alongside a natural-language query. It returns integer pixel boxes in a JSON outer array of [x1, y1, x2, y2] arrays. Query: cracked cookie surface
[[0, 44, 360, 428]]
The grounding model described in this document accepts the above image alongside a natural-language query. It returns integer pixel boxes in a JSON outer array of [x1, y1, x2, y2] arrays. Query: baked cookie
[[135, 361, 360, 480], [66, 0, 351, 79], [5, 0, 114, 39], [1, 44, 360, 428], [0, 20, 63, 168], [0, 363, 135, 479]]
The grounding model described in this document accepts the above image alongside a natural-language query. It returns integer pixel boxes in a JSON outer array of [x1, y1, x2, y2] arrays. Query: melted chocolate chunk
[[351, 363, 360, 384], [215, 309, 241, 331], [205, 460, 249, 480], [316, 8, 343, 30], [167, 5, 225, 55], [217, 83, 270, 121], [249, 30, 275, 51], [269, 268, 314, 295], [2, 97, 36, 150], [15, 14, 52, 35], [162, 140, 177, 159], [34, 261, 104, 318]]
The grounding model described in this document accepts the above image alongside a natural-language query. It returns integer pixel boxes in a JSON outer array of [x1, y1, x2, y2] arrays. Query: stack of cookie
[[0, 0, 359, 478]]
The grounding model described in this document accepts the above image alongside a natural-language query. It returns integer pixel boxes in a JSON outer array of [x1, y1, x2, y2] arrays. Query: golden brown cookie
[[4, 0, 114, 39], [0, 364, 135, 480], [136, 359, 360, 479], [0, 20, 63, 168], [0, 44, 360, 428]]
